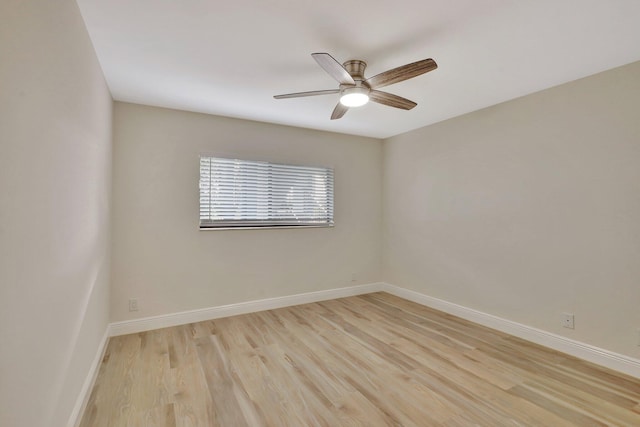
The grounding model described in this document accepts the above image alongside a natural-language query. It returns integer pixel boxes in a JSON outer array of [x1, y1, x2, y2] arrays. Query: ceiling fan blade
[[369, 90, 417, 110], [273, 89, 340, 99], [331, 102, 349, 120], [274, 89, 340, 99], [366, 58, 437, 89], [312, 53, 355, 85]]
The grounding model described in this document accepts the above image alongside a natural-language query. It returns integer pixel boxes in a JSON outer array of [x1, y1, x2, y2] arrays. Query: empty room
[[3, 0, 640, 426]]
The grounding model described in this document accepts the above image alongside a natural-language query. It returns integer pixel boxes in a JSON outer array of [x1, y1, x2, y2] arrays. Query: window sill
[[199, 224, 334, 231]]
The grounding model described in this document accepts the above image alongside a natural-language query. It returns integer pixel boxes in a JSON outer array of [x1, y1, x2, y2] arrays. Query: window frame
[[199, 155, 335, 230]]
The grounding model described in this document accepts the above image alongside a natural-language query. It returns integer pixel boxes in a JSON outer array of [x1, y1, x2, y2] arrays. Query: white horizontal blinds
[[199, 157, 334, 228]]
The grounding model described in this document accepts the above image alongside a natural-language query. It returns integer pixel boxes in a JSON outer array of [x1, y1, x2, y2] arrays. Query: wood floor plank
[[80, 333, 142, 427], [255, 308, 398, 425], [195, 334, 262, 426], [79, 292, 640, 426]]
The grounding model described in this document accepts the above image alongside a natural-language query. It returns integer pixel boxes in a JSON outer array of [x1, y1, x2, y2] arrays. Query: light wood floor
[[79, 293, 640, 426]]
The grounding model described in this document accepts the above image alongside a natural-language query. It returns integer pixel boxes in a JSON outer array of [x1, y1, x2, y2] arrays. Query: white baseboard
[[70, 281, 640, 427], [105, 281, 640, 378], [381, 283, 640, 379], [68, 327, 110, 427], [109, 282, 385, 336]]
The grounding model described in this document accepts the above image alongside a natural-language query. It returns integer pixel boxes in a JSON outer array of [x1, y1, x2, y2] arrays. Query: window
[[199, 156, 334, 229]]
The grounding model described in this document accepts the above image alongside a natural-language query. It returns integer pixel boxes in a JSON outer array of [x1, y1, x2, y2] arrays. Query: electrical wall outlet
[[561, 312, 574, 329], [129, 298, 139, 312]]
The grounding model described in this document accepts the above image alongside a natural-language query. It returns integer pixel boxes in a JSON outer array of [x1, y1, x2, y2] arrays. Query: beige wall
[[1, 2, 637, 421], [383, 61, 640, 358], [0, 1, 113, 426], [111, 102, 382, 321]]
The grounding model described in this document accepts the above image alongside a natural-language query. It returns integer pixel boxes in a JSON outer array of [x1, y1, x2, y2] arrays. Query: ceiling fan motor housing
[[340, 60, 371, 105], [342, 60, 368, 81]]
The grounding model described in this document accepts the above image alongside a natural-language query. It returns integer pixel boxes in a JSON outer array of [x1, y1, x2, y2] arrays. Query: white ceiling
[[76, 0, 640, 139]]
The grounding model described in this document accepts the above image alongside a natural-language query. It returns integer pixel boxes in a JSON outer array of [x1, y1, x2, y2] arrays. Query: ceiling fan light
[[340, 93, 369, 107], [340, 86, 370, 107]]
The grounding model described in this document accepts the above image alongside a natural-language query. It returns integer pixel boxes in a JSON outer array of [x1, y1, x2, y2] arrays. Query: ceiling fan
[[274, 53, 437, 120]]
